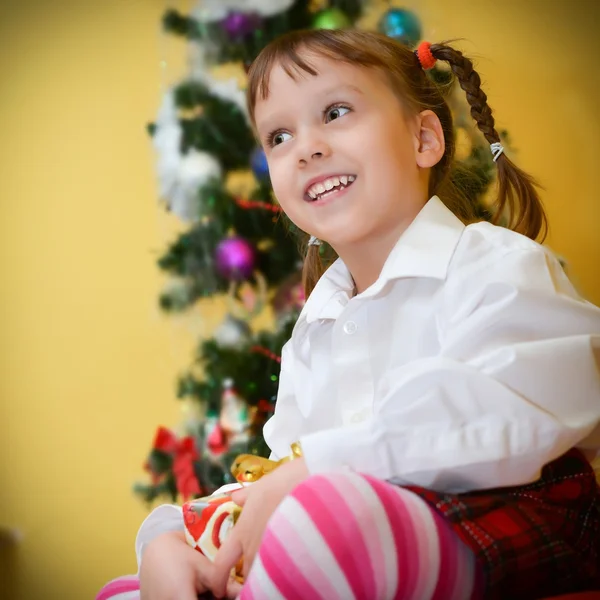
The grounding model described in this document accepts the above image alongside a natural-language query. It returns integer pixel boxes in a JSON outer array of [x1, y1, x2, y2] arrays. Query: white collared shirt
[[264, 196, 600, 493]]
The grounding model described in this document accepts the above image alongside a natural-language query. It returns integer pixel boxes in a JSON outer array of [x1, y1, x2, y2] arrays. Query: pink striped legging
[[97, 471, 484, 600]]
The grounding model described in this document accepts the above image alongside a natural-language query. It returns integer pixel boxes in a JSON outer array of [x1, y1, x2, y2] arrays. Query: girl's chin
[[317, 230, 366, 249]]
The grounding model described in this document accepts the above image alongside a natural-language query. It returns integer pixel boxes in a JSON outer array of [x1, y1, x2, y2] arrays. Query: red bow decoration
[[145, 426, 202, 500]]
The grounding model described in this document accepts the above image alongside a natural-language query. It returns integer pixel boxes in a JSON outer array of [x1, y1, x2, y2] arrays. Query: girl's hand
[[211, 457, 310, 598], [139, 530, 240, 600]]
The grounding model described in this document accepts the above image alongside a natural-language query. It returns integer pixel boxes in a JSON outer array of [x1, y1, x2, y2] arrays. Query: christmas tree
[[135, 0, 499, 503]]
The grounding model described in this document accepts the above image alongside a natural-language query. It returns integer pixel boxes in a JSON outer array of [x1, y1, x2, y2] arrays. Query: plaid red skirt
[[407, 449, 600, 599]]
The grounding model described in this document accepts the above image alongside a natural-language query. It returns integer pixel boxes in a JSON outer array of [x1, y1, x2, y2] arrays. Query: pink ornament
[[215, 237, 256, 281]]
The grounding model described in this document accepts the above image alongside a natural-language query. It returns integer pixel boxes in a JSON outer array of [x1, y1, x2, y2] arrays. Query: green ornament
[[312, 8, 351, 30]]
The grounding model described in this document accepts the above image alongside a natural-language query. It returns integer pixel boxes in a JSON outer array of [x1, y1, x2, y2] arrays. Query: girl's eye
[[268, 131, 292, 147], [326, 105, 351, 122]]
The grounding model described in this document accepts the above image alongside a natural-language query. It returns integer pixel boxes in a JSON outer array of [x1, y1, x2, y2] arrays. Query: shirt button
[[350, 412, 364, 423], [343, 321, 357, 335]]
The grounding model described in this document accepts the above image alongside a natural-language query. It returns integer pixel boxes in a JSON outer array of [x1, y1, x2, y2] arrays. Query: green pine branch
[[162, 1, 364, 66]]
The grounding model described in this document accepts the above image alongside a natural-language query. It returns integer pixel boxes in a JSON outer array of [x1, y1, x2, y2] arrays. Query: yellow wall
[[0, 1, 598, 598]]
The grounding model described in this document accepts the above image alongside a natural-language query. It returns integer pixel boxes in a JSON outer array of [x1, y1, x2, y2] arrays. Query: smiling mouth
[[304, 175, 357, 202]]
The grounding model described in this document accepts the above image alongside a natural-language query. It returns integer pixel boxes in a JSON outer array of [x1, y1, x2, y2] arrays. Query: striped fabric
[[95, 575, 140, 600], [97, 453, 598, 599], [240, 471, 483, 600]]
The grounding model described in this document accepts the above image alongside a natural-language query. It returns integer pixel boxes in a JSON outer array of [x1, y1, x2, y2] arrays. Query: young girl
[[101, 29, 600, 600]]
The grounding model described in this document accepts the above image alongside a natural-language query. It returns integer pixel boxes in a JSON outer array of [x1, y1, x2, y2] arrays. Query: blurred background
[[1, 0, 599, 598]]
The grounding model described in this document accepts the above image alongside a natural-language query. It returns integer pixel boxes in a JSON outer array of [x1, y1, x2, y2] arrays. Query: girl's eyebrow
[[256, 84, 363, 133], [319, 83, 364, 97]]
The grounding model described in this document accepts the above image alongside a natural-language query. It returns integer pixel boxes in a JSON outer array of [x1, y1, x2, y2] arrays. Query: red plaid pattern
[[407, 449, 600, 599]]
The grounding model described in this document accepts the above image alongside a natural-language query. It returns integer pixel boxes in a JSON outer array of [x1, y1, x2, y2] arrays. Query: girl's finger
[[231, 487, 249, 506], [193, 553, 215, 591], [212, 534, 244, 599], [226, 578, 242, 599]]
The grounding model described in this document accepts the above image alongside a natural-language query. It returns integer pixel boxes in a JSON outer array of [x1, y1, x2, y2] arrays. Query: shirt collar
[[301, 196, 466, 324]]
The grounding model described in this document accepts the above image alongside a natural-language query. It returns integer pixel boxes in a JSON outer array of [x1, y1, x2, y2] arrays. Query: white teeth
[[306, 175, 356, 200]]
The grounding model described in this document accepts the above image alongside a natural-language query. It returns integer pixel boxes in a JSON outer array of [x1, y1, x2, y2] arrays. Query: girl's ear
[[414, 110, 445, 168]]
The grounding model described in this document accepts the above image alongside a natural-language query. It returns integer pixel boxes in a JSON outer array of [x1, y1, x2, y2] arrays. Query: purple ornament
[[215, 237, 256, 281], [221, 11, 262, 40]]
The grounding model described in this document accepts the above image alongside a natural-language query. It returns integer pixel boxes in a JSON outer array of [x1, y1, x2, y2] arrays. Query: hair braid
[[431, 43, 547, 240], [431, 45, 500, 145], [302, 244, 326, 299]]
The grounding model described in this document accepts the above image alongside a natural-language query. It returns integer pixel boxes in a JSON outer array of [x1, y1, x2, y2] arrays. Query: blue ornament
[[378, 8, 422, 47], [250, 147, 269, 180]]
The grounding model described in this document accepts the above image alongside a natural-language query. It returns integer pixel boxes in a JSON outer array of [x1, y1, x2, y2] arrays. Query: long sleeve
[[263, 340, 305, 461], [135, 504, 183, 573], [299, 247, 600, 493]]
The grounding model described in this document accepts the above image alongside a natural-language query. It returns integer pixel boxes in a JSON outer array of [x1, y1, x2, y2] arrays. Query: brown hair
[[246, 29, 547, 298]]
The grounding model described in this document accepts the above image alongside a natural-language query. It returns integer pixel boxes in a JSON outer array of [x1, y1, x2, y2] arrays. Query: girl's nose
[[298, 136, 332, 166]]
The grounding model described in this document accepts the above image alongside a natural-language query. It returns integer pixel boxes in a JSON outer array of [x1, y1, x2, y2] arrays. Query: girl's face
[[254, 53, 437, 253]]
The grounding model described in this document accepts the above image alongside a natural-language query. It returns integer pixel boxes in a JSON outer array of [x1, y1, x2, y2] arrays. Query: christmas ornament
[[171, 149, 222, 221], [271, 271, 305, 317], [145, 426, 202, 500], [168, 150, 223, 221], [239, 282, 259, 313], [153, 90, 182, 198], [220, 381, 250, 446], [214, 314, 251, 349], [235, 196, 281, 213], [193, 0, 294, 22], [159, 280, 195, 312], [200, 74, 249, 123], [250, 398, 276, 434], [312, 8, 351, 29], [378, 8, 422, 47], [250, 147, 269, 180], [251, 346, 281, 365], [215, 236, 256, 281], [152, 90, 224, 222], [206, 422, 229, 457], [257, 398, 276, 414], [231, 454, 280, 483], [231, 443, 303, 482], [172, 437, 202, 500], [226, 271, 268, 320], [221, 11, 262, 40], [204, 407, 229, 457]]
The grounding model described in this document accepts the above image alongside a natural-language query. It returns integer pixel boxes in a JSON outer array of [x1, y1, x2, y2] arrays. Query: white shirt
[[264, 196, 600, 493], [135, 196, 600, 562]]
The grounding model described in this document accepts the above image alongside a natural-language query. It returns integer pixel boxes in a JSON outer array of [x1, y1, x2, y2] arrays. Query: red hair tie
[[416, 41, 436, 70]]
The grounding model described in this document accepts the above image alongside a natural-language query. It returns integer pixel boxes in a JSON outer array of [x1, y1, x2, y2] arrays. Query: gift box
[[182, 448, 301, 582], [182, 484, 243, 563]]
